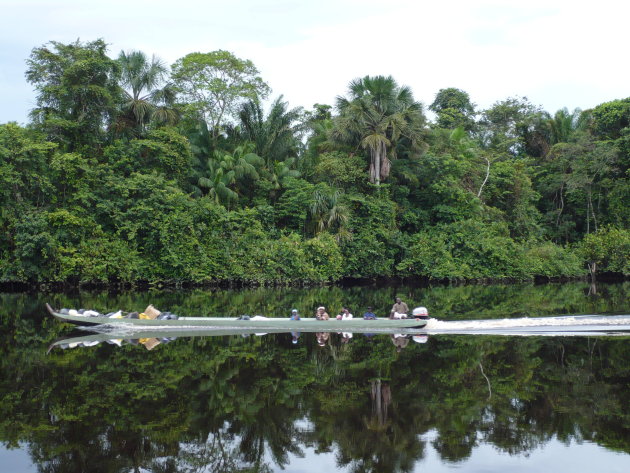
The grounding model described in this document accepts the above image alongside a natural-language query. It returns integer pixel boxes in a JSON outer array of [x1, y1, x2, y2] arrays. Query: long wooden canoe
[[47, 304, 428, 332]]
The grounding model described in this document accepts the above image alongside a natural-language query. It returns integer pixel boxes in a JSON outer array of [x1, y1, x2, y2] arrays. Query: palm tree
[[331, 75, 426, 185], [310, 187, 350, 239], [548, 107, 585, 145], [117, 50, 177, 134], [238, 96, 304, 168], [196, 145, 264, 206]]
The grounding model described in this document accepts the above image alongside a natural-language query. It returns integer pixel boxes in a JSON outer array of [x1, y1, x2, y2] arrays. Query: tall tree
[[478, 96, 543, 156], [429, 88, 476, 131], [331, 75, 426, 185], [116, 50, 176, 134], [238, 96, 304, 167], [548, 107, 585, 145], [171, 50, 270, 144], [25, 39, 121, 150]]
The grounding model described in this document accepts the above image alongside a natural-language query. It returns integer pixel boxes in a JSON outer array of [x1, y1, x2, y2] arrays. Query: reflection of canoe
[[46, 304, 428, 331], [48, 326, 429, 352]]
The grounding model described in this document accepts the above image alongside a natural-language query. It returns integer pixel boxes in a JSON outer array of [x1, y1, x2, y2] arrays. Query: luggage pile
[[57, 304, 179, 320]]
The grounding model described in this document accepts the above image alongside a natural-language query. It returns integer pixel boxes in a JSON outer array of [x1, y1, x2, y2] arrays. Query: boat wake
[[423, 315, 630, 336], [75, 315, 630, 339]]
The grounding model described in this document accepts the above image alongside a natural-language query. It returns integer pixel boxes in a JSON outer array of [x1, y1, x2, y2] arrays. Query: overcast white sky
[[1, 0, 629, 124]]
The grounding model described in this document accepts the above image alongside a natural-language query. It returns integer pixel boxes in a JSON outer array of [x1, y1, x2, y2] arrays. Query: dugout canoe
[[46, 304, 428, 332]]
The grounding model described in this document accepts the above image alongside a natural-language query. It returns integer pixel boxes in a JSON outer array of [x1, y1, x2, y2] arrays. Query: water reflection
[[1, 282, 629, 472]]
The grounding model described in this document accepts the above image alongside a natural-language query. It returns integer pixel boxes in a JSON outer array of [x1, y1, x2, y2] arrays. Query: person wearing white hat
[[290, 309, 300, 320], [315, 306, 329, 320]]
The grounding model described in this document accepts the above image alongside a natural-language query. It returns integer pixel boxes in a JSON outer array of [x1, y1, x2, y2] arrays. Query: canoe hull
[[50, 311, 428, 332]]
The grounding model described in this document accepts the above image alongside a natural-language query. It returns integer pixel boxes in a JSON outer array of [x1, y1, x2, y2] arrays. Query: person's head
[[395, 297, 402, 304], [292, 309, 298, 314], [342, 307, 349, 313], [367, 306, 373, 311], [317, 306, 325, 312]]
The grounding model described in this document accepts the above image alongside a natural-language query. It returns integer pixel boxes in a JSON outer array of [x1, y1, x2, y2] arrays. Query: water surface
[[1, 281, 629, 472]]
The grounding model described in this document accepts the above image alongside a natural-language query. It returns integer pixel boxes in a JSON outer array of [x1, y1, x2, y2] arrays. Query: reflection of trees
[[21, 280, 630, 324], [369, 379, 391, 430], [151, 428, 272, 473]]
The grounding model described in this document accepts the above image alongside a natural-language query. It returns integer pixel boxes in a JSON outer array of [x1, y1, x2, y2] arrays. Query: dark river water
[[1, 281, 629, 472]]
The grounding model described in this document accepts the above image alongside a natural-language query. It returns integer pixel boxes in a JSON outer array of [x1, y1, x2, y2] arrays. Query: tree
[[171, 50, 270, 144], [590, 98, 630, 140], [196, 145, 264, 206], [309, 185, 350, 238], [116, 50, 177, 135], [332, 75, 426, 185], [478, 97, 543, 156], [547, 107, 585, 145], [25, 39, 121, 150], [577, 227, 630, 279], [429, 88, 476, 131], [238, 96, 304, 167]]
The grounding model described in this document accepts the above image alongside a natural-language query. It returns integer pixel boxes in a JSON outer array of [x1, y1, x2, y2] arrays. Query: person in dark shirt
[[363, 306, 377, 320]]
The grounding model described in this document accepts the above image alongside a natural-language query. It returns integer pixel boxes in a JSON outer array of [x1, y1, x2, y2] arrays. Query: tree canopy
[[1, 38, 628, 286]]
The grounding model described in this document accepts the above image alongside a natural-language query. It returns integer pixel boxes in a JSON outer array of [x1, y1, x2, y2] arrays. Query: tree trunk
[[380, 155, 391, 180], [478, 156, 490, 198], [374, 145, 381, 186]]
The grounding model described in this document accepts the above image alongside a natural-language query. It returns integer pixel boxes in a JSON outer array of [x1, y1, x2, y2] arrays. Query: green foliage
[[590, 98, 630, 140], [522, 242, 583, 278], [303, 233, 343, 281], [2, 39, 629, 285], [171, 50, 270, 141], [398, 220, 530, 280], [274, 177, 315, 232], [483, 159, 542, 239], [102, 127, 192, 184], [577, 227, 630, 277], [0, 123, 55, 211], [25, 39, 121, 150], [332, 75, 426, 185], [312, 151, 366, 189], [429, 87, 476, 131], [115, 50, 177, 135], [238, 96, 304, 167]]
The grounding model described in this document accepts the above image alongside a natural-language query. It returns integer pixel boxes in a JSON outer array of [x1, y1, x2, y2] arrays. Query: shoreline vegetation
[[1, 39, 628, 288]]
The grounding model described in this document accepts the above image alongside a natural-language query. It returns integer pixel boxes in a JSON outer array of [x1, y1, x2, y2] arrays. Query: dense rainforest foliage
[[0, 39, 628, 285]]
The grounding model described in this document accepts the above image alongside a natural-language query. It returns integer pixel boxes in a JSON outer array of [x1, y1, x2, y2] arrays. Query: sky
[[1, 0, 629, 124]]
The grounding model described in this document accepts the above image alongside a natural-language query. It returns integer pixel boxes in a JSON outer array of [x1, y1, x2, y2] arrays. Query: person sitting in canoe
[[290, 309, 300, 320], [390, 297, 409, 319], [315, 306, 330, 320], [336, 307, 353, 320], [363, 306, 377, 320]]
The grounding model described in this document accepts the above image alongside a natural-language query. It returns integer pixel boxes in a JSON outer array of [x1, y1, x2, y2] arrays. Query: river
[[1, 281, 629, 472]]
